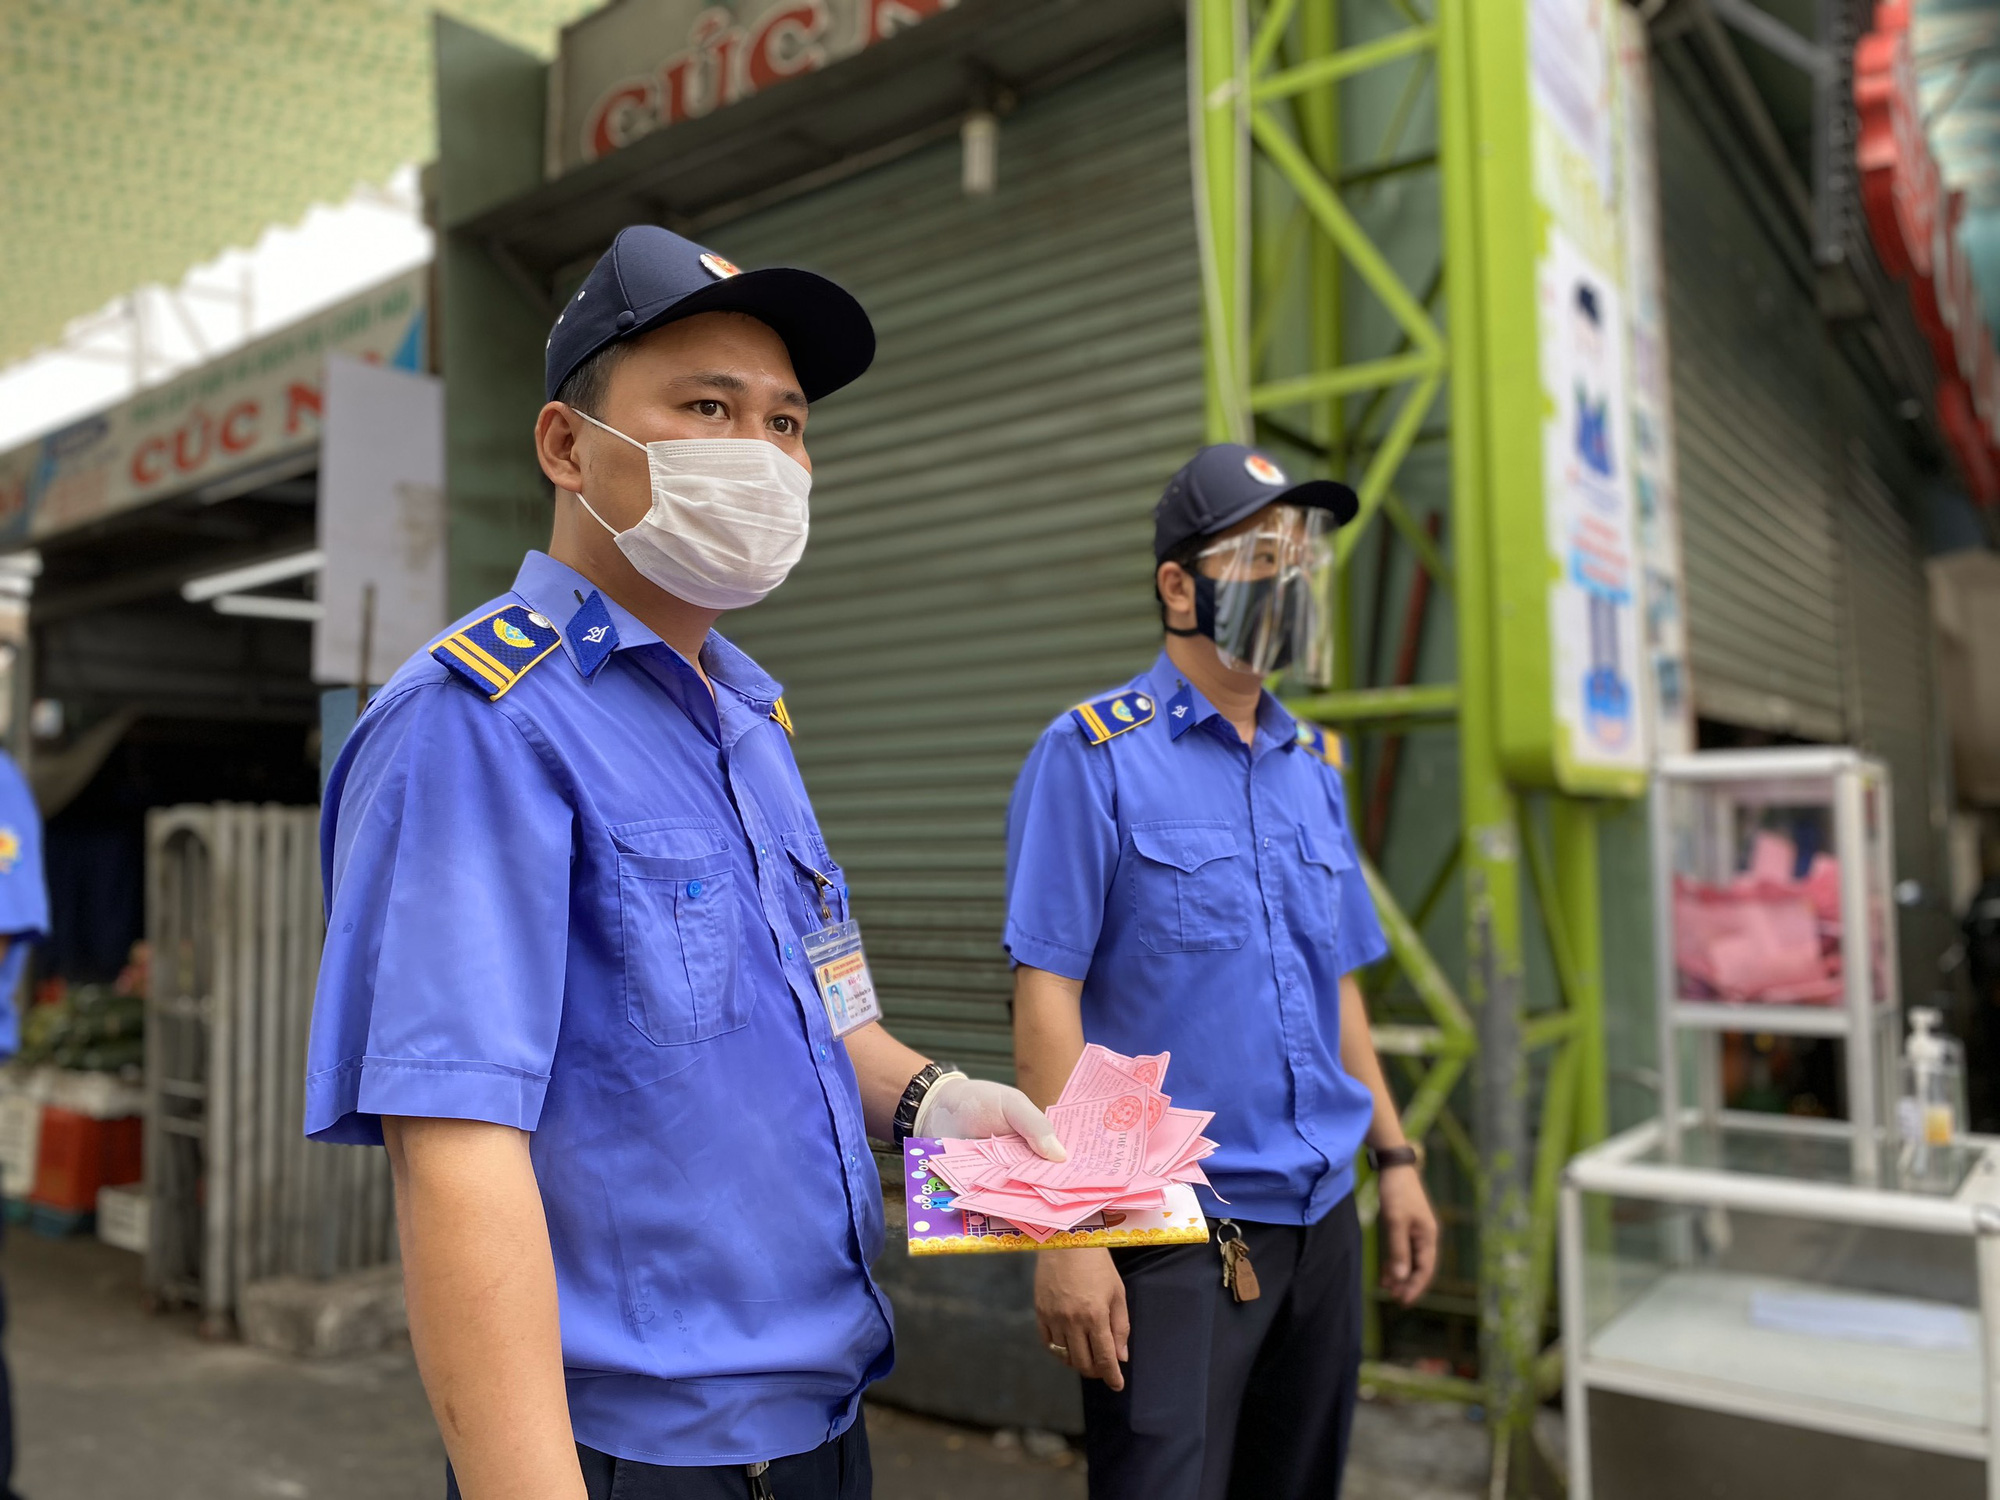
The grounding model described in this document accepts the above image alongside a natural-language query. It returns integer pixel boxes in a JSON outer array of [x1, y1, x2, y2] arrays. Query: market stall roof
[[0, 0, 597, 368]]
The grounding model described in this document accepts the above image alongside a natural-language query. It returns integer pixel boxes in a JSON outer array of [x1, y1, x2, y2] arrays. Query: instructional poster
[[1529, 0, 1649, 780], [1538, 230, 1643, 771], [1616, 8, 1693, 758]]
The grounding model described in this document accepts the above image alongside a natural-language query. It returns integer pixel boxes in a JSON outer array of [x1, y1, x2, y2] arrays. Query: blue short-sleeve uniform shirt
[[1003, 652, 1388, 1225], [306, 552, 891, 1466], [0, 750, 48, 1058]]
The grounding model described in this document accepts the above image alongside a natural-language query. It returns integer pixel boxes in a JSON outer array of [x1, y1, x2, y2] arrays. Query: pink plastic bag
[[1674, 878, 1837, 1003]]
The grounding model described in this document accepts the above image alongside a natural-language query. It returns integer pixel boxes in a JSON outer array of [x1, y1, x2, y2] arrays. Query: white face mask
[[570, 411, 811, 610]]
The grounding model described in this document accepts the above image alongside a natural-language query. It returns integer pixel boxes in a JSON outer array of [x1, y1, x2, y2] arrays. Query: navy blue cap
[[1153, 444, 1360, 560], [544, 225, 875, 404]]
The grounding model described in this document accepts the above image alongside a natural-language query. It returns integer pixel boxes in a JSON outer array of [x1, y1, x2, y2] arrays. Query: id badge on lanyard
[[802, 918, 882, 1038]]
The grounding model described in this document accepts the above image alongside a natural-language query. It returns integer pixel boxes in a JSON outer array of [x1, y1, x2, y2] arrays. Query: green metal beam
[[1252, 26, 1439, 102], [1249, 350, 1440, 410], [1288, 683, 1460, 722]]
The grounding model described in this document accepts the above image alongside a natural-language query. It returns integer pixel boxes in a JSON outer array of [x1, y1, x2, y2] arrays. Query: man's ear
[[535, 402, 586, 495], [1157, 560, 1197, 629]]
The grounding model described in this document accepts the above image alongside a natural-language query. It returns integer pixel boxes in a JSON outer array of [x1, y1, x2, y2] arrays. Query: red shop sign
[[1855, 0, 2000, 503]]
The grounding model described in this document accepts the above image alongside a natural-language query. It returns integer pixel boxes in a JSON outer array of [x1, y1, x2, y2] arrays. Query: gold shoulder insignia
[[1069, 689, 1156, 746], [430, 604, 561, 701], [1294, 717, 1345, 769], [771, 696, 795, 736]]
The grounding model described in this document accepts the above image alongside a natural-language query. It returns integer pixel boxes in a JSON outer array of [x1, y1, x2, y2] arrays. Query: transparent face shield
[[1190, 505, 1338, 688]]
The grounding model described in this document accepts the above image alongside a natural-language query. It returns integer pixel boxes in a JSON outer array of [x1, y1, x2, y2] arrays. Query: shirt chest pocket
[[612, 820, 746, 1047], [1296, 823, 1356, 938], [781, 829, 848, 933], [1128, 821, 1253, 954]]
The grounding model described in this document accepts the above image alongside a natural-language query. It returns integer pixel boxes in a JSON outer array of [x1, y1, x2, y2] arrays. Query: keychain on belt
[[1216, 1219, 1261, 1303], [746, 1460, 774, 1500]]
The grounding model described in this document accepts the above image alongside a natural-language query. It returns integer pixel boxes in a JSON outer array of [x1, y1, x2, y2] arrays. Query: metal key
[[746, 1460, 775, 1500], [1216, 1219, 1261, 1303]]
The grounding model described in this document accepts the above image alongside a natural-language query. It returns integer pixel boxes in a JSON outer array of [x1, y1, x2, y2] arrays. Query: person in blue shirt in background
[[1006, 444, 1438, 1500], [0, 746, 49, 1500], [306, 226, 1064, 1500]]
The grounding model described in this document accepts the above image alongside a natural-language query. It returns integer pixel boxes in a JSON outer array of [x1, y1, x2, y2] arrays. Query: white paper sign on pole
[[314, 356, 446, 686], [1616, 9, 1694, 760]]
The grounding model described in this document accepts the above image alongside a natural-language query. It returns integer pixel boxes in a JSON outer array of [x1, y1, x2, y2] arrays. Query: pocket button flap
[[1131, 822, 1239, 873], [1298, 824, 1355, 874], [611, 818, 727, 861]]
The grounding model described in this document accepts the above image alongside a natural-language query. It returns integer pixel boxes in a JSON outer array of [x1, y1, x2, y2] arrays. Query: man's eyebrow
[[671, 370, 809, 409]]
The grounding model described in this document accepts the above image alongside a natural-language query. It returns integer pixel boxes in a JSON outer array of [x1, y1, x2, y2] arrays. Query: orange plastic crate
[[30, 1108, 142, 1214]]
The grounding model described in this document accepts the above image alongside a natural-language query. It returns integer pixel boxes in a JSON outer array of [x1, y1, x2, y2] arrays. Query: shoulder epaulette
[[1069, 689, 1156, 745], [431, 604, 562, 701], [771, 696, 795, 736], [1294, 717, 1345, 769]]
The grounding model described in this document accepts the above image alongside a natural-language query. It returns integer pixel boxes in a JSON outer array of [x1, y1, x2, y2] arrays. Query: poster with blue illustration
[[1538, 227, 1647, 775]]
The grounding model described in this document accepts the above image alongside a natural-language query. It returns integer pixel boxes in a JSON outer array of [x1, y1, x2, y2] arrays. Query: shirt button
[[786, 943, 795, 959], [686, 880, 703, 898], [759, 844, 767, 856], [819, 1044, 829, 1060], [1263, 836, 1271, 849]]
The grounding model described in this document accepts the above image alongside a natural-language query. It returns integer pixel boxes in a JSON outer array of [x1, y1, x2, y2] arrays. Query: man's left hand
[[916, 1076, 1068, 1162], [1377, 1166, 1438, 1306]]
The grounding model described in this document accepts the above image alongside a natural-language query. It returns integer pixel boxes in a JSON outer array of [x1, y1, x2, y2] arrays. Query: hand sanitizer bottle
[[1897, 1008, 1965, 1189]]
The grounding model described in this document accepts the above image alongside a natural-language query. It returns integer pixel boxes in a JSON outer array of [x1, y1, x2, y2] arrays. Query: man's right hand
[[1034, 1246, 1130, 1391]]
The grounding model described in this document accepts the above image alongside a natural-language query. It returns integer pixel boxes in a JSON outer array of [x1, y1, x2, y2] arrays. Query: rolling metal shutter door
[[714, 44, 1204, 1073], [1842, 447, 1949, 1003], [1656, 75, 1847, 741]]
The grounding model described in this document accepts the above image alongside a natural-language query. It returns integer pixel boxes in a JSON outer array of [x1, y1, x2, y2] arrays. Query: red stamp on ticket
[[1102, 1096, 1143, 1130]]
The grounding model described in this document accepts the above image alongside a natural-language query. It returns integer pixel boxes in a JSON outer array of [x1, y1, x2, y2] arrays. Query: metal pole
[[1836, 762, 1877, 1181], [1559, 1178, 1592, 1500], [1190, 0, 1251, 444], [1441, 0, 1536, 1486], [201, 810, 234, 1337], [1554, 799, 1608, 1153]]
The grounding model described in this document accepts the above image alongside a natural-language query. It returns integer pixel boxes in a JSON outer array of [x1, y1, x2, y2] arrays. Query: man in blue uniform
[[0, 746, 48, 1500], [306, 226, 1063, 1500], [1006, 444, 1438, 1500]]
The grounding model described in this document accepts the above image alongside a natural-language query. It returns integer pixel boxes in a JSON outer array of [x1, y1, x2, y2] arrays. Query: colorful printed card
[[902, 1138, 1210, 1256]]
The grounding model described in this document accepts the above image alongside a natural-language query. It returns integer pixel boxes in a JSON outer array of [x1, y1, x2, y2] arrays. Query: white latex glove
[[913, 1074, 1068, 1162]]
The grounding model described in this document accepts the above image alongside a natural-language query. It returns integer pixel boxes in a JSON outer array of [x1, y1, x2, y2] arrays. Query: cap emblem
[[700, 253, 743, 280], [1245, 453, 1288, 485]]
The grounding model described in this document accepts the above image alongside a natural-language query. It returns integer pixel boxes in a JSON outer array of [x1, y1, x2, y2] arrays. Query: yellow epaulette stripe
[[771, 696, 795, 735], [450, 632, 516, 682], [439, 637, 512, 692], [1075, 702, 1111, 740]]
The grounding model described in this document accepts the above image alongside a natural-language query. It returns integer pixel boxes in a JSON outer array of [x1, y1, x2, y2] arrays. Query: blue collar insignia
[[568, 591, 619, 678]]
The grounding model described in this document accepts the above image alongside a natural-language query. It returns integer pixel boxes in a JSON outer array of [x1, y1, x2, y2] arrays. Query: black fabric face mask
[[1176, 572, 1296, 672]]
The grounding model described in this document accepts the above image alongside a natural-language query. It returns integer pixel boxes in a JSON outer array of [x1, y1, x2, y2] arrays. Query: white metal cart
[[1561, 1114, 2000, 1498], [1651, 748, 1901, 1180]]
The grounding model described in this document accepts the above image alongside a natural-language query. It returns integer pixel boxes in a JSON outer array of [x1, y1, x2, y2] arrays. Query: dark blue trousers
[[1083, 1195, 1363, 1500], [446, 1413, 869, 1500]]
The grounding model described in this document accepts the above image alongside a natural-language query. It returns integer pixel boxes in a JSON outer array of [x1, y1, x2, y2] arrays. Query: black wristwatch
[[892, 1061, 957, 1146], [1367, 1143, 1425, 1174]]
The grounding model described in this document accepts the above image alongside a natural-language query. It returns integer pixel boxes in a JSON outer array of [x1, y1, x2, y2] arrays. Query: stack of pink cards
[[920, 1046, 1218, 1243]]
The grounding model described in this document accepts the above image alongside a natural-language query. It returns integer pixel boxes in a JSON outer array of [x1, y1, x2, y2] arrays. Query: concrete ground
[[3, 1231, 1483, 1500]]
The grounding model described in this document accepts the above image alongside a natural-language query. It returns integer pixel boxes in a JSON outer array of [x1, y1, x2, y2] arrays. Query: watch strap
[[892, 1061, 956, 1146], [1367, 1143, 1424, 1173]]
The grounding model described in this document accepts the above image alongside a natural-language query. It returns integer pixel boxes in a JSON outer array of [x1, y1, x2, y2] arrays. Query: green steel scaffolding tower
[[1189, 1, 1618, 1489]]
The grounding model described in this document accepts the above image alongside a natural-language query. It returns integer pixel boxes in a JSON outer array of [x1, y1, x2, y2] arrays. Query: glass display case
[[1650, 748, 1899, 1177], [1561, 1114, 2000, 1499]]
